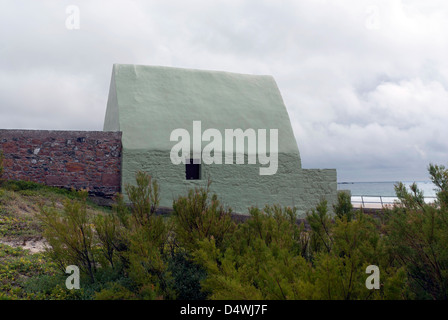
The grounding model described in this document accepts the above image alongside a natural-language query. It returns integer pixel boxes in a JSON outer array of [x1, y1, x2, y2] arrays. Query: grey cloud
[[1, 0, 448, 182]]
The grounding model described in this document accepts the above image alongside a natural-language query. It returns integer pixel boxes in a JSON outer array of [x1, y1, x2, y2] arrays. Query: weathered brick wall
[[0, 130, 122, 197]]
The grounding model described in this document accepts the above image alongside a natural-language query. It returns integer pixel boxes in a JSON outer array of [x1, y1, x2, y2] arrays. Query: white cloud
[[1, 0, 448, 181]]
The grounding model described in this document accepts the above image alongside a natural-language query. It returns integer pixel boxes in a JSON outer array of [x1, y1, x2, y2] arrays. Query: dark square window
[[186, 159, 201, 180]]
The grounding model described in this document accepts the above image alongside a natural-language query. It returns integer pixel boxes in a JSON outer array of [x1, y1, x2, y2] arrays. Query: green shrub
[[172, 182, 236, 253], [30, 164, 448, 300], [121, 172, 175, 299], [125, 171, 160, 226], [192, 205, 312, 299], [306, 199, 333, 255], [38, 190, 98, 283], [315, 211, 408, 300], [385, 165, 448, 299], [428, 163, 448, 210], [37, 171, 175, 300], [23, 274, 81, 300], [191, 197, 409, 300], [1, 179, 80, 201], [2, 180, 43, 192], [94, 283, 137, 300], [124, 211, 174, 299], [333, 191, 354, 222], [167, 251, 208, 300]]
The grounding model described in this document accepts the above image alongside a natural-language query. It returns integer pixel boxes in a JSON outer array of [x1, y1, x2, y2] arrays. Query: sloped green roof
[[104, 64, 301, 160]]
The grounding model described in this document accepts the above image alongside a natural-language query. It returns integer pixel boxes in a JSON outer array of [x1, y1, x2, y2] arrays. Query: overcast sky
[[1, 0, 447, 182]]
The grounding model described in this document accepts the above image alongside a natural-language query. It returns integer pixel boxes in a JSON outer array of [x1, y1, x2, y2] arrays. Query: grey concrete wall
[[121, 150, 337, 217]]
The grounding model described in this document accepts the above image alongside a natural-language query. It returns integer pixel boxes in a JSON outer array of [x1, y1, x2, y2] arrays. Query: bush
[[32, 164, 448, 300], [191, 205, 310, 299], [192, 198, 409, 300], [385, 164, 448, 299], [333, 191, 354, 222], [307, 199, 333, 255], [38, 190, 98, 283], [2, 180, 43, 192], [93, 283, 138, 300], [167, 251, 208, 300], [172, 182, 236, 253], [37, 172, 174, 299]]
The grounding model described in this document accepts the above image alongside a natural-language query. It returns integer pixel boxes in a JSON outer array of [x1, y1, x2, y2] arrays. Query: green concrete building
[[103, 64, 337, 217]]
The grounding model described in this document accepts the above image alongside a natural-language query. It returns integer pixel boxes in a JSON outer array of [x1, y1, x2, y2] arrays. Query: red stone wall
[[0, 130, 122, 197]]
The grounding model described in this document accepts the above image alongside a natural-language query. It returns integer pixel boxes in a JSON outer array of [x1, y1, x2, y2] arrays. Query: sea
[[337, 181, 438, 206], [338, 181, 437, 197]]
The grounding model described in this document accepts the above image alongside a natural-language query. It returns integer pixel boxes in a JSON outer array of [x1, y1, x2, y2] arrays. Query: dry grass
[[0, 182, 111, 254]]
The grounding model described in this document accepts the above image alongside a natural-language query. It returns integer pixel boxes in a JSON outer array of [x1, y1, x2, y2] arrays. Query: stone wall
[[0, 129, 337, 215], [0, 130, 122, 198]]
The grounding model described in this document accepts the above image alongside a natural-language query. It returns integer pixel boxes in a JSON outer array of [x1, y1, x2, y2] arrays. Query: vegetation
[[384, 164, 448, 299], [0, 164, 447, 300], [0, 150, 4, 182]]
